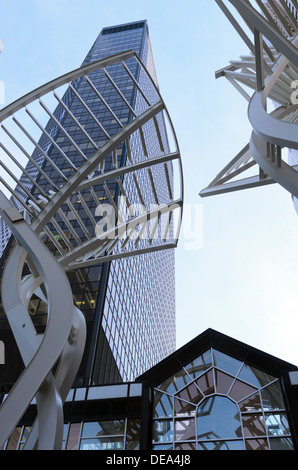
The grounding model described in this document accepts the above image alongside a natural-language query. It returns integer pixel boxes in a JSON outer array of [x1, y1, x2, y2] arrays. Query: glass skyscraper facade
[[0, 20, 176, 391]]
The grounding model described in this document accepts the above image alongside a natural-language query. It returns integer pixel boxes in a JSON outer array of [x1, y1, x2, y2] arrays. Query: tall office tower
[[0, 20, 177, 391]]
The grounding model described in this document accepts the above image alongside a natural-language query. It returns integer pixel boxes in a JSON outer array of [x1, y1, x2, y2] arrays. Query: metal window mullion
[[25, 108, 77, 171], [1, 123, 60, 191], [53, 91, 99, 150], [66, 198, 91, 240], [84, 75, 124, 129], [69, 83, 110, 140], [0, 142, 50, 200], [12, 116, 68, 183], [39, 99, 88, 162], [103, 68, 136, 118]]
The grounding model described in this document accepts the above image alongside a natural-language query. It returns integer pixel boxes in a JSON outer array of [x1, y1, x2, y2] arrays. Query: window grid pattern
[[3, 418, 141, 451], [152, 348, 294, 451], [0, 21, 176, 384]]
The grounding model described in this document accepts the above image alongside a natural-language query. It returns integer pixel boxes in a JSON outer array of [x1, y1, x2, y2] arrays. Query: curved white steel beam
[[200, 0, 298, 200], [0, 49, 183, 450], [0, 193, 86, 450]]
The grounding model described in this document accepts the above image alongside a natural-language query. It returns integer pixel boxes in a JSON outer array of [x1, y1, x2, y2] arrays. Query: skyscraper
[[0, 20, 181, 395]]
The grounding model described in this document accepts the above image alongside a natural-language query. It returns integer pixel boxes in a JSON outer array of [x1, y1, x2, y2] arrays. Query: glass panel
[[157, 368, 192, 395], [213, 350, 242, 376], [214, 370, 234, 394], [229, 380, 257, 402], [174, 398, 196, 417], [245, 439, 269, 450], [82, 420, 125, 437], [6, 427, 22, 450], [196, 370, 215, 396], [265, 413, 291, 436], [183, 349, 212, 380], [176, 382, 203, 405], [261, 382, 285, 411], [126, 419, 141, 450], [242, 414, 266, 437], [197, 396, 242, 441], [269, 437, 294, 450], [20, 426, 31, 443], [198, 440, 244, 450], [66, 423, 81, 450], [153, 391, 173, 418], [80, 437, 124, 450], [152, 420, 174, 443], [239, 393, 262, 412], [175, 418, 196, 441], [175, 442, 197, 450], [152, 444, 174, 450], [238, 364, 276, 389]]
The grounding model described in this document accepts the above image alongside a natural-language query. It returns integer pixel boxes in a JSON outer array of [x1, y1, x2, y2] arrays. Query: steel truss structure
[[200, 0, 298, 199], [0, 51, 183, 449]]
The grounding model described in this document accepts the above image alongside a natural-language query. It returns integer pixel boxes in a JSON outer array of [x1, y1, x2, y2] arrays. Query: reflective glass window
[[126, 419, 141, 450], [152, 420, 173, 443], [229, 380, 257, 402], [239, 393, 262, 413], [261, 382, 285, 411], [269, 437, 294, 450], [82, 420, 125, 437], [245, 439, 269, 451], [213, 350, 242, 376], [157, 369, 192, 395], [238, 364, 276, 389], [265, 413, 291, 436], [242, 414, 266, 437], [174, 398, 196, 417], [197, 396, 242, 440], [196, 370, 215, 396], [80, 437, 124, 450], [183, 350, 212, 380], [176, 382, 203, 405], [174, 418, 196, 441], [198, 440, 244, 450], [153, 392, 173, 418], [214, 370, 234, 394]]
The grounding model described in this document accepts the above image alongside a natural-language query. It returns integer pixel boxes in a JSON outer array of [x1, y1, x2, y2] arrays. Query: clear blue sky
[[1, 0, 298, 365]]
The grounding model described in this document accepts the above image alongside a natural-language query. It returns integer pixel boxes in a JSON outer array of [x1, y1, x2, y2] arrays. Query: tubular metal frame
[[200, 0, 298, 199], [0, 50, 183, 449]]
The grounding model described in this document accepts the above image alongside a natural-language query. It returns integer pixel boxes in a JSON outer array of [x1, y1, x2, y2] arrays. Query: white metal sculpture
[[0, 50, 183, 449], [200, 0, 298, 199]]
